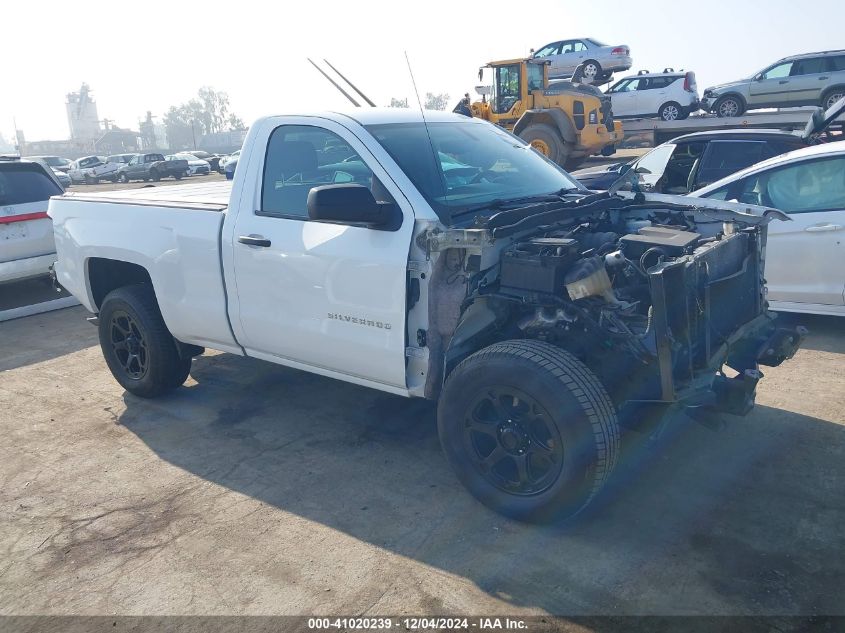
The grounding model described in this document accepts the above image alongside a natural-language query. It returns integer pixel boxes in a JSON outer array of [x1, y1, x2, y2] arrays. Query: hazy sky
[[3, 0, 844, 142]]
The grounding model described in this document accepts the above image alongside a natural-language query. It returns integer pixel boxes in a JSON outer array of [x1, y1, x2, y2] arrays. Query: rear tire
[[174, 172, 182, 180], [119, 173, 129, 183], [822, 89, 845, 110], [98, 285, 192, 398], [150, 169, 161, 182], [582, 60, 602, 83], [714, 94, 744, 118], [437, 339, 619, 523], [519, 123, 568, 166], [658, 101, 682, 121]]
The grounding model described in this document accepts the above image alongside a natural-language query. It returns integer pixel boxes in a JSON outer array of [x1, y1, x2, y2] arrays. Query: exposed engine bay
[[418, 192, 805, 418]]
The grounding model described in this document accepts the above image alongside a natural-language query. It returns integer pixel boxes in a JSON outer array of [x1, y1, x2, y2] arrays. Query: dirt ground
[[0, 304, 843, 617]]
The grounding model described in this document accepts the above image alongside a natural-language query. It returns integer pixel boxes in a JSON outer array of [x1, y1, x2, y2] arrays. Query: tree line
[[163, 87, 245, 150]]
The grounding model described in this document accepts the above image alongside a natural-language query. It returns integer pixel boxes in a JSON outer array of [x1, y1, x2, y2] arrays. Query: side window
[[527, 64, 543, 91], [646, 77, 675, 89], [762, 62, 793, 80], [700, 185, 733, 201], [260, 125, 388, 218], [534, 43, 560, 58], [494, 64, 521, 114], [572, 41, 587, 52], [696, 141, 765, 187], [791, 57, 825, 76], [559, 41, 575, 54], [634, 144, 675, 176], [613, 79, 639, 93], [828, 55, 845, 72], [738, 157, 845, 213]]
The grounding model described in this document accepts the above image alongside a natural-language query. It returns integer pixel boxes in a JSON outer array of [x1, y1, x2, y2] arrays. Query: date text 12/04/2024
[[307, 617, 528, 630]]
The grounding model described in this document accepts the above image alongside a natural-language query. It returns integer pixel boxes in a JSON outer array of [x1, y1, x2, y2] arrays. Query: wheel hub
[[126, 335, 141, 355], [530, 139, 551, 156], [498, 421, 528, 454], [463, 387, 564, 496]]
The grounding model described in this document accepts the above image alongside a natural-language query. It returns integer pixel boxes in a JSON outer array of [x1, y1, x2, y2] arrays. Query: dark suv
[[572, 130, 807, 194], [116, 153, 188, 183]]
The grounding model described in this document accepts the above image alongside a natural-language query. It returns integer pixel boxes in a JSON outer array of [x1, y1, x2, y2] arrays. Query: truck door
[[226, 118, 416, 391]]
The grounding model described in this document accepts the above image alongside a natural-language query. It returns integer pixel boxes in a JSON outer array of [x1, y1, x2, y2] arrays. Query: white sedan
[[167, 153, 211, 176], [692, 140, 845, 316]]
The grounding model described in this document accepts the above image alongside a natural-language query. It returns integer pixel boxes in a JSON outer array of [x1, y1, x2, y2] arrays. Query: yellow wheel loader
[[469, 58, 623, 170]]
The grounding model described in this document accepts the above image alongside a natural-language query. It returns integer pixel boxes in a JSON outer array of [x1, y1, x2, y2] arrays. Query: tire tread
[[451, 339, 619, 513]]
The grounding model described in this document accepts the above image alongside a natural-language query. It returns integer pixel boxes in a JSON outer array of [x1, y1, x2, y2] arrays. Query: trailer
[[621, 107, 845, 147]]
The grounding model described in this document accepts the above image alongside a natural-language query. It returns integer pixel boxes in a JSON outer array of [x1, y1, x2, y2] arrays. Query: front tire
[[437, 340, 620, 523], [150, 169, 161, 182], [119, 173, 129, 183], [714, 95, 744, 118], [519, 123, 568, 166], [98, 285, 192, 398]]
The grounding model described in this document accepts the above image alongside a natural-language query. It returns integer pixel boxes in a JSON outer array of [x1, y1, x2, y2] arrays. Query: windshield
[[40, 156, 64, 167], [365, 121, 582, 224], [176, 154, 198, 160]]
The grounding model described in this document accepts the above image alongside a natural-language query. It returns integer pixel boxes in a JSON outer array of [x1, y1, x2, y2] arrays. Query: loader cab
[[478, 58, 549, 120]]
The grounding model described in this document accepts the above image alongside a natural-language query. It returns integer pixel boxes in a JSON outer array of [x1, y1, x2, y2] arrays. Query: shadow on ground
[[118, 351, 845, 615], [0, 306, 95, 371]]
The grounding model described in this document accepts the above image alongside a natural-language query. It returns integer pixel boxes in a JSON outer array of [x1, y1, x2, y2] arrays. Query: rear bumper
[[604, 56, 632, 73], [0, 253, 57, 284]]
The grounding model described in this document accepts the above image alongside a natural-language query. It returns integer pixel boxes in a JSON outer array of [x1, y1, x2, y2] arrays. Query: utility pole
[[191, 120, 197, 150]]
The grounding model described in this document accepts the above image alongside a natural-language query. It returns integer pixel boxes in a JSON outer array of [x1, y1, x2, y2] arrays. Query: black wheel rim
[[109, 310, 149, 380], [462, 386, 564, 496]]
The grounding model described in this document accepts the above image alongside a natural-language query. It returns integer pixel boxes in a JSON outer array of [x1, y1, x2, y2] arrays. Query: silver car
[[531, 37, 632, 83], [702, 49, 845, 117]]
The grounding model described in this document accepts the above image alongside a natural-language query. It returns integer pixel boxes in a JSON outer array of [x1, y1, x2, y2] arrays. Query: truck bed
[[60, 180, 233, 210], [49, 180, 241, 355]]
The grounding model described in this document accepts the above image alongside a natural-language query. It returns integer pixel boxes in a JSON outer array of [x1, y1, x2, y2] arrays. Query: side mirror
[[634, 166, 652, 175], [753, 73, 763, 81], [307, 184, 399, 230]]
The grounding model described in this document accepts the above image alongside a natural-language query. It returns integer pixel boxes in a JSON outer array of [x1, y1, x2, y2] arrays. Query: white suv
[[0, 157, 63, 284], [605, 69, 700, 121]]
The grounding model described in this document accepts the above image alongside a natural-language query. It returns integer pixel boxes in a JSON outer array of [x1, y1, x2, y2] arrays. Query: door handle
[[238, 235, 272, 247], [819, 76, 829, 80], [804, 224, 842, 233], [778, 80, 789, 84]]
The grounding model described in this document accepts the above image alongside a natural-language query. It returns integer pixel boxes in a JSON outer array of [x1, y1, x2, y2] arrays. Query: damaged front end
[[423, 191, 805, 421]]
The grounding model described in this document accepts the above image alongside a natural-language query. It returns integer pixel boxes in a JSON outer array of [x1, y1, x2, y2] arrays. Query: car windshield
[[365, 121, 583, 224], [177, 154, 198, 160], [40, 157, 64, 167]]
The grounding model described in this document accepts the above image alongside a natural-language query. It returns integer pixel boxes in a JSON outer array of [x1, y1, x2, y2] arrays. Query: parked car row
[[17, 149, 234, 187]]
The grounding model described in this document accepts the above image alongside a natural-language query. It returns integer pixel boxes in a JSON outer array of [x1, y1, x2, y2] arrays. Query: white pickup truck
[[50, 109, 804, 521]]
